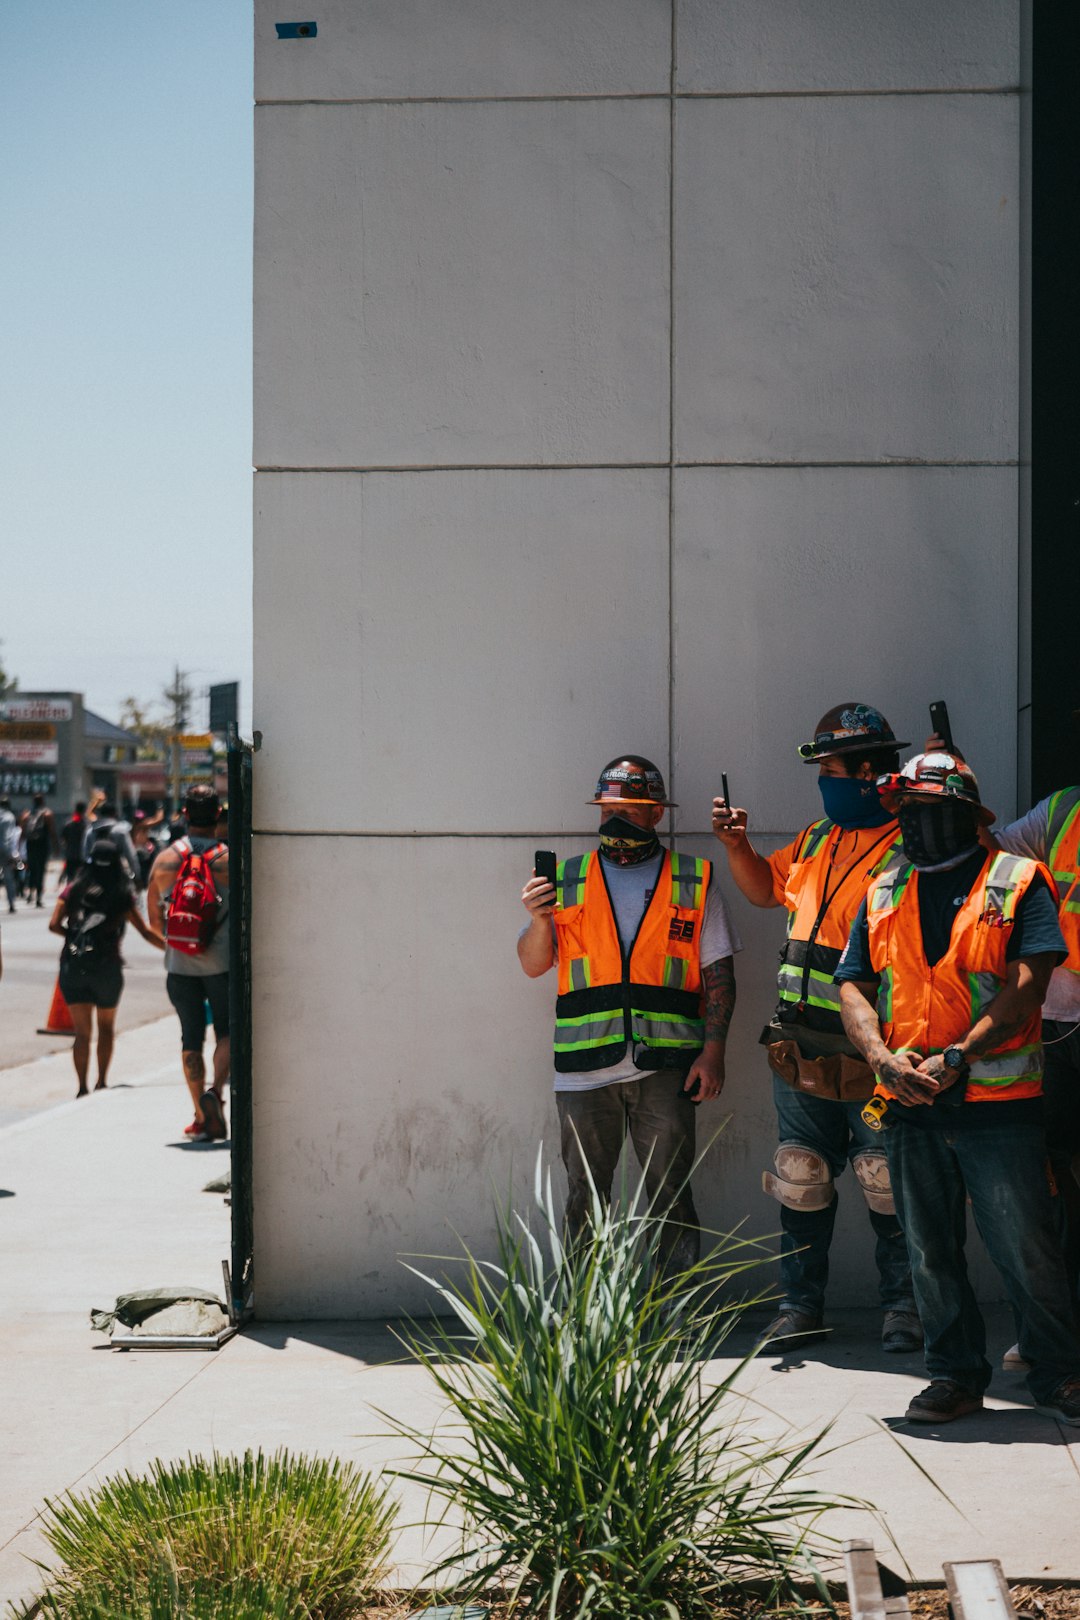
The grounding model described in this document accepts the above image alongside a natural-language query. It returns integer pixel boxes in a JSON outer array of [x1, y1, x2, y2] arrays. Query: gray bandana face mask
[[897, 800, 979, 868]]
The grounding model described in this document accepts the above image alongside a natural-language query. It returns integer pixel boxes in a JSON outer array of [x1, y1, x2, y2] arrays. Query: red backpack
[[165, 840, 224, 956]]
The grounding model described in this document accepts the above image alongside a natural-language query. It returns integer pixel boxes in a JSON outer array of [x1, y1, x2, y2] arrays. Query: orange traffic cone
[[37, 980, 75, 1036]]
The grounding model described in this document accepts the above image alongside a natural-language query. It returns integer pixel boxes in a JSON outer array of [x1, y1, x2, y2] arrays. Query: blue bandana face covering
[[818, 773, 891, 830]]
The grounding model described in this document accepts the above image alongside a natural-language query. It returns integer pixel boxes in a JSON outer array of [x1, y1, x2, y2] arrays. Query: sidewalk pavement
[[3, 1018, 1080, 1610]]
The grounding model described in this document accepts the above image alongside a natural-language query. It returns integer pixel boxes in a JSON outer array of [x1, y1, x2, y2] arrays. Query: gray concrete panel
[[675, 95, 1019, 463], [250, 828, 1004, 1318], [677, 0, 1019, 94], [253, 469, 670, 834], [251, 833, 565, 1317], [671, 466, 1019, 833], [255, 0, 672, 102], [255, 100, 670, 468]]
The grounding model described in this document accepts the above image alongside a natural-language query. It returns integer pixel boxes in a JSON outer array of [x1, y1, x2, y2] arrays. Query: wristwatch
[[942, 1045, 969, 1076]]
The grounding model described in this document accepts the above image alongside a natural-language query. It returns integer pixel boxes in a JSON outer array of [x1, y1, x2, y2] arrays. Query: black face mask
[[599, 814, 661, 867], [897, 800, 980, 869]]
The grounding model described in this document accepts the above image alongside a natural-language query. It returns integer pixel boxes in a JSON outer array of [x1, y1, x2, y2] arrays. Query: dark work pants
[[1043, 1020, 1080, 1302], [885, 1112, 1079, 1403], [556, 1068, 699, 1274]]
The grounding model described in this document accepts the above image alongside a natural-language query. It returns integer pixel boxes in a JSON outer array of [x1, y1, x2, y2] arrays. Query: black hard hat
[[588, 755, 676, 808], [798, 703, 908, 763]]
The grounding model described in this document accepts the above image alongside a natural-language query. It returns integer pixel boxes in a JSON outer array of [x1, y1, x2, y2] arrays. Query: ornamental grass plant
[[391, 1153, 868, 1620], [15, 1450, 395, 1620]]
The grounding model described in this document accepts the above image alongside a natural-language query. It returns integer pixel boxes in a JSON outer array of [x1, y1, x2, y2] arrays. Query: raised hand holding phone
[[711, 771, 747, 844], [528, 849, 558, 916], [928, 701, 954, 755]]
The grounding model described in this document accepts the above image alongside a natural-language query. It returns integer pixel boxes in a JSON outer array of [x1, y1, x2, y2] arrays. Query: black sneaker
[[1038, 1378, 1080, 1427], [905, 1380, 983, 1423], [199, 1089, 228, 1141]]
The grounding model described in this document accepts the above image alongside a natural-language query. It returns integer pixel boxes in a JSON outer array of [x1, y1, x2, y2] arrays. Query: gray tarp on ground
[[91, 1287, 227, 1336]]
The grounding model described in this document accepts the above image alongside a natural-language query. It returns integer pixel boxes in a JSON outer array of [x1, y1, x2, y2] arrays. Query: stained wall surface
[[252, 2, 1026, 1316]]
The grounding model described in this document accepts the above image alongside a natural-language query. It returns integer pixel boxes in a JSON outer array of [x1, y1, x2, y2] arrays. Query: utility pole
[[164, 664, 192, 812]]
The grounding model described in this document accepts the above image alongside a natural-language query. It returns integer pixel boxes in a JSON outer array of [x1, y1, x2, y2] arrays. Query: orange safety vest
[[866, 850, 1047, 1102], [553, 850, 710, 1074], [1045, 787, 1080, 976], [775, 818, 902, 1036]]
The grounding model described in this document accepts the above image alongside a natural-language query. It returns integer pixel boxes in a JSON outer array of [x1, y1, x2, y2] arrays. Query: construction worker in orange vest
[[925, 729, 1080, 1368], [838, 751, 1080, 1426], [519, 756, 742, 1274], [712, 703, 920, 1354], [987, 782, 1080, 1305]]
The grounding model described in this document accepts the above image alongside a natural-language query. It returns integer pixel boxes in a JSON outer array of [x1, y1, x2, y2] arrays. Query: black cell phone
[[929, 701, 954, 753], [721, 771, 730, 808], [534, 850, 557, 900], [685, 1074, 702, 1105]]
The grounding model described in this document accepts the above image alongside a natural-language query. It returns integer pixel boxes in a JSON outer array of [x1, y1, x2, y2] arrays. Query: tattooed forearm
[[963, 1010, 1032, 1058], [702, 957, 736, 1044], [958, 958, 1055, 1059]]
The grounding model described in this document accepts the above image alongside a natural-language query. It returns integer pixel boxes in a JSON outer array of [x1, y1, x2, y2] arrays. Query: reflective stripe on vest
[[552, 850, 709, 1073], [1046, 788, 1080, 975], [866, 850, 1045, 1101], [776, 818, 903, 1034]]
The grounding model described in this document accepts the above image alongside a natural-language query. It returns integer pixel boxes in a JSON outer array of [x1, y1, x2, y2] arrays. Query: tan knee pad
[[762, 1143, 834, 1211], [852, 1149, 895, 1215]]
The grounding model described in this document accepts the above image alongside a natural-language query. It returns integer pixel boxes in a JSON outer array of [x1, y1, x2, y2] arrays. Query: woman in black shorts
[[49, 838, 163, 1097]]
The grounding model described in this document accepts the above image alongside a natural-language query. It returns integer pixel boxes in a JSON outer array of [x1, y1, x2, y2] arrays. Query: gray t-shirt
[[83, 817, 139, 881], [994, 797, 1080, 1022], [519, 849, 742, 1093]]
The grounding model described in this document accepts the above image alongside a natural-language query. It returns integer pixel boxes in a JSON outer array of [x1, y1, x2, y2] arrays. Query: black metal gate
[[227, 730, 255, 1319]]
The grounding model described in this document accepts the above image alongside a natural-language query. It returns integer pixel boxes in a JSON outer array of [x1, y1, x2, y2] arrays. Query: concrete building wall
[[252, 2, 1026, 1317]]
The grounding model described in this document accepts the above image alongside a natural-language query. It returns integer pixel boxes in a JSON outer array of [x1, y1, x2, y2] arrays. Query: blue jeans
[[885, 1110, 1080, 1403], [771, 1076, 915, 1316]]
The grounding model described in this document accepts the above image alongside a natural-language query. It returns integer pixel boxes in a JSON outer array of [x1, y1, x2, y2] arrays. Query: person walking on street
[[131, 811, 166, 891], [146, 785, 230, 1142], [519, 756, 741, 1274], [60, 802, 89, 887], [49, 838, 164, 1097], [24, 793, 58, 907], [83, 799, 139, 882], [0, 797, 19, 914], [838, 750, 1080, 1426], [712, 704, 920, 1354]]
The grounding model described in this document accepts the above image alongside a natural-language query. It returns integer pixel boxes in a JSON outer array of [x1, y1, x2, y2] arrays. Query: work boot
[[757, 1308, 827, 1355], [1038, 1378, 1080, 1427], [905, 1380, 983, 1423], [881, 1308, 922, 1354]]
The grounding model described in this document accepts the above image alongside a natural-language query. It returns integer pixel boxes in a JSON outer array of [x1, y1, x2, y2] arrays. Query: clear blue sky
[[0, 1, 252, 731]]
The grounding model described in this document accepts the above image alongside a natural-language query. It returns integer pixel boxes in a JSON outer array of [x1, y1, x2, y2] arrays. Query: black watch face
[[944, 1047, 963, 1069]]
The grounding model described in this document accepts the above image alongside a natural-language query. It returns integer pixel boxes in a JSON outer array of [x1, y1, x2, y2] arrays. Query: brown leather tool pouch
[[765, 1039, 876, 1103]]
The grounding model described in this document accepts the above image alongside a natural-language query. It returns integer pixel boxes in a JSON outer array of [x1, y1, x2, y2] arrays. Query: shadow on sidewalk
[[881, 1406, 1070, 1445], [244, 1318, 458, 1366]]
